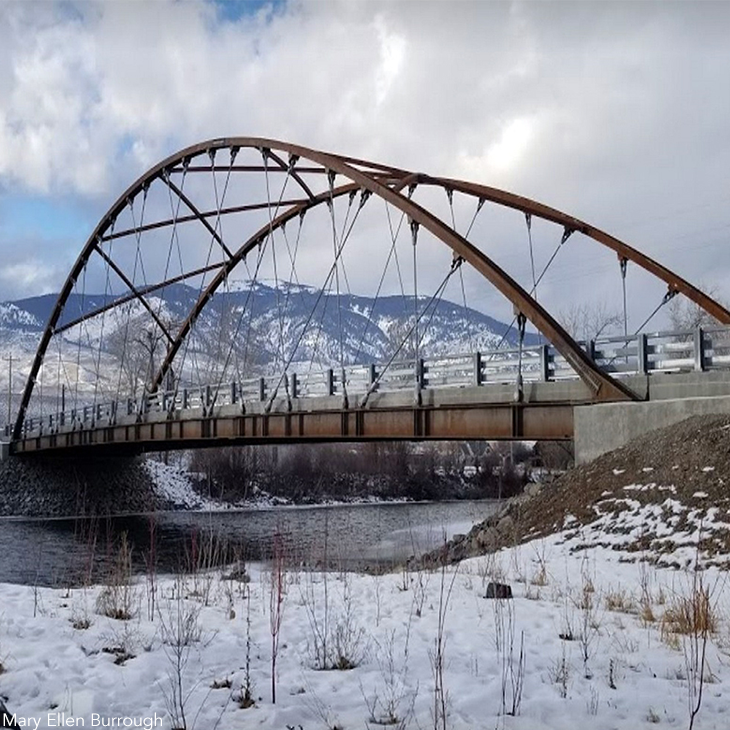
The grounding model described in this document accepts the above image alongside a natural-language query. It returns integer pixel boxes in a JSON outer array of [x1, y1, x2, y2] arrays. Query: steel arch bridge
[[8, 137, 730, 455]]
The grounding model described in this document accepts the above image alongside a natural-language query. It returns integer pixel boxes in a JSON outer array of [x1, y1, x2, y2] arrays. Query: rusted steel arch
[[141, 138, 634, 404], [27, 135, 715, 437], [422, 175, 730, 324]]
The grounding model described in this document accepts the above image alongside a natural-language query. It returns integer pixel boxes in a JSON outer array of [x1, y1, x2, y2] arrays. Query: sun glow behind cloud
[[485, 117, 534, 174]]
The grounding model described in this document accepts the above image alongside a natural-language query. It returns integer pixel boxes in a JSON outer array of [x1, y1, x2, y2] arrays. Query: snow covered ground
[[143, 459, 230, 511], [1, 517, 729, 730]]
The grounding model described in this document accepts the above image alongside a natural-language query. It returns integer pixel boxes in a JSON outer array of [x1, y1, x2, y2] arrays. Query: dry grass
[[96, 533, 136, 621], [640, 601, 656, 625], [604, 588, 635, 614], [660, 585, 717, 642], [530, 566, 549, 587]]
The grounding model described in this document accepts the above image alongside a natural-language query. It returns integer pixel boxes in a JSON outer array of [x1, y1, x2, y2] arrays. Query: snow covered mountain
[[0, 283, 538, 416]]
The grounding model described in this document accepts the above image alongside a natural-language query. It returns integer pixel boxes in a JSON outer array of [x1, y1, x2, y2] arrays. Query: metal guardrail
[[5, 325, 730, 440]]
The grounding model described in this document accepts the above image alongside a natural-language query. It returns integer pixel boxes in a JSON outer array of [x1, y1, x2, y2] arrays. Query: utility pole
[[3, 354, 12, 433]]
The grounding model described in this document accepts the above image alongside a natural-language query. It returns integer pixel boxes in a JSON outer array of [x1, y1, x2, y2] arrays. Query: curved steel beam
[[145, 138, 633, 403], [161, 176, 234, 260], [56, 261, 224, 336], [13, 141, 242, 440], [92, 244, 174, 344], [18, 136, 724, 437], [428, 175, 730, 324]]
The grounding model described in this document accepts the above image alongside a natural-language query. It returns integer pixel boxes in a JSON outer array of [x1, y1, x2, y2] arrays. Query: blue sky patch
[[0, 194, 92, 244], [210, 0, 285, 23]]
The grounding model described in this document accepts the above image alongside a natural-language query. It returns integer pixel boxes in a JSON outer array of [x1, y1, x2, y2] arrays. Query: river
[[0, 499, 500, 586]]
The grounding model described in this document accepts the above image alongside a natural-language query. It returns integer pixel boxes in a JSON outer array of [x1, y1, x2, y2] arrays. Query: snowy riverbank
[[1, 521, 728, 730], [145, 458, 414, 512]]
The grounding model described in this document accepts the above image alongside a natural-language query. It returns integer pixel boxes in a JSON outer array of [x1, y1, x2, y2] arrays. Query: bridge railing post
[[231, 381, 237, 405], [539, 344, 551, 381], [694, 327, 706, 372], [637, 333, 648, 374], [416, 358, 425, 390], [326, 368, 335, 396], [290, 372, 298, 400], [259, 377, 266, 402], [473, 352, 483, 386], [368, 364, 377, 391]]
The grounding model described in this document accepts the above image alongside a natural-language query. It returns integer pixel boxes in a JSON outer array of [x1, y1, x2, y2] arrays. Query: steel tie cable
[[265, 189, 369, 411], [360, 260, 461, 408], [352, 198, 408, 363]]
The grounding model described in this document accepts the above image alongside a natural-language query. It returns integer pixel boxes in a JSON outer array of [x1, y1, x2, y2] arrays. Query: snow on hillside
[[143, 459, 225, 511], [0, 283, 534, 418]]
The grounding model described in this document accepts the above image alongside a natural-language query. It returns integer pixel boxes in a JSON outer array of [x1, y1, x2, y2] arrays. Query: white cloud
[[0, 0, 727, 327]]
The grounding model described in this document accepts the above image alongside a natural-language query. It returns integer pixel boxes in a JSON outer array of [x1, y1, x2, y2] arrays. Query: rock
[[525, 482, 542, 498], [485, 582, 512, 599], [0, 454, 160, 517], [496, 514, 514, 536]]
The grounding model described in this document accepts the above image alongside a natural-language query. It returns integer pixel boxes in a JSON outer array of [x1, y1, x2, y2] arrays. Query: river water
[[0, 500, 499, 586]]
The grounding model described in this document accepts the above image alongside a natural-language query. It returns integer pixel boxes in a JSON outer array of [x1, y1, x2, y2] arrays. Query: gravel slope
[[436, 414, 730, 568]]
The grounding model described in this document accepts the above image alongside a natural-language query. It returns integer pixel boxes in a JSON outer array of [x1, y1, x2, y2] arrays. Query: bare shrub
[[430, 551, 458, 730], [495, 595, 526, 717], [238, 585, 255, 709], [158, 576, 205, 729], [269, 529, 287, 703], [96, 533, 137, 621], [362, 627, 417, 730], [587, 686, 599, 716], [301, 568, 366, 671], [530, 541, 550, 587], [145, 516, 158, 622], [573, 575, 602, 678], [548, 643, 570, 699], [412, 569, 431, 618]]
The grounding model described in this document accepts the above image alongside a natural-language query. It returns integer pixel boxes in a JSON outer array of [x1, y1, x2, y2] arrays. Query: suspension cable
[[115, 187, 149, 402], [603, 288, 678, 370], [352, 198, 409, 363], [619, 257, 628, 340], [489, 226, 575, 356], [416, 255, 463, 351], [525, 214, 538, 301], [515, 312, 526, 402], [455, 194, 485, 354], [360, 257, 463, 408], [264, 149, 291, 406], [265, 189, 370, 412]]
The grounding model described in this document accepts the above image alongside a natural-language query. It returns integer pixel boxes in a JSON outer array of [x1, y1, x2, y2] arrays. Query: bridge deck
[[9, 332, 730, 456], [12, 383, 589, 455]]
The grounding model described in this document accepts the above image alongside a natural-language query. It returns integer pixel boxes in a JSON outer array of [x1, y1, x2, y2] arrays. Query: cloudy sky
[[0, 0, 728, 331]]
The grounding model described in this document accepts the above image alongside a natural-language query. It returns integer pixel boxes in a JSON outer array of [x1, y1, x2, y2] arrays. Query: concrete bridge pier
[[574, 371, 730, 464]]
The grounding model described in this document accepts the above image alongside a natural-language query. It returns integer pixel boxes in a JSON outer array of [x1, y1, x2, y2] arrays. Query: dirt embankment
[[428, 414, 730, 568]]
